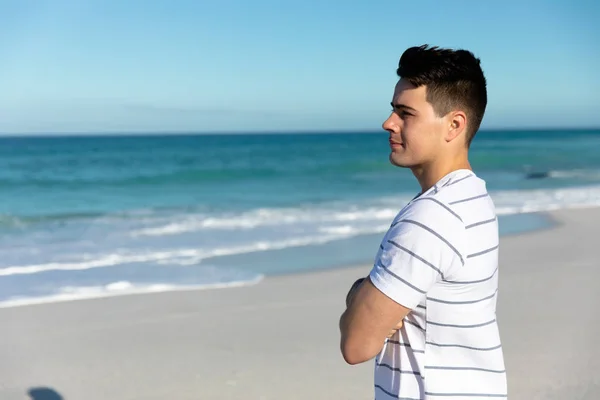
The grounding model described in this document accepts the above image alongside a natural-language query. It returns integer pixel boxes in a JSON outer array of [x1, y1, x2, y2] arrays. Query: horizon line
[[0, 126, 598, 139]]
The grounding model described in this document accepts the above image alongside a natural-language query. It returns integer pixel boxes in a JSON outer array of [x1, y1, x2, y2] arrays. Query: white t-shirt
[[369, 169, 507, 399]]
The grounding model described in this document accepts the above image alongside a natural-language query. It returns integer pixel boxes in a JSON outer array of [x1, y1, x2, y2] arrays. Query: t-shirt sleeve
[[369, 199, 466, 310]]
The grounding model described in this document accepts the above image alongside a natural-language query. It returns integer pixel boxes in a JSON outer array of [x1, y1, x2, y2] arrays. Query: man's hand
[[386, 320, 404, 338]]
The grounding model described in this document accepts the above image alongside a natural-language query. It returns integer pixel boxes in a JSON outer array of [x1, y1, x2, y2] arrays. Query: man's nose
[[382, 114, 399, 133]]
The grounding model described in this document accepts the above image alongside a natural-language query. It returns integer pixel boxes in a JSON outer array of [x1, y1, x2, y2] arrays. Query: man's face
[[383, 78, 447, 169]]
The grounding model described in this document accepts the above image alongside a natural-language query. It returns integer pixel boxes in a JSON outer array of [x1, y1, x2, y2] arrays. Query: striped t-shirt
[[369, 169, 507, 400]]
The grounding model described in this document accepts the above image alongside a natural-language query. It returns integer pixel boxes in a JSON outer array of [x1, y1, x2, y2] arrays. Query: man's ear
[[446, 111, 467, 143]]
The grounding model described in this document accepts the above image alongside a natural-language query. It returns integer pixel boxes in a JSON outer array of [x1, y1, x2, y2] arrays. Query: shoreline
[[0, 210, 565, 311], [0, 210, 561, 311]]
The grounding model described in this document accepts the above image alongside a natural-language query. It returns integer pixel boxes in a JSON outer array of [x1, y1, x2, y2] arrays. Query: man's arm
[[339, 200, 465, 365], [339, 276, 411, 365], [345, 277, 366, 307]]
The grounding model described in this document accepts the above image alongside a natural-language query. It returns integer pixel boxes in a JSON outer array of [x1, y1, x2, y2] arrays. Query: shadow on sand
[[28, 387, 63, 400]]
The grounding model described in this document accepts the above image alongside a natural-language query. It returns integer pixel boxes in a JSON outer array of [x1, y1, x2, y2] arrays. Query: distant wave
[[0, 214, 28, 228], [491, 185, 600, 215], [128, 184, 600, 237], [0, 276, 264, 309], [546, 169, 600, 180], [130, 206, 398, 237], [522, 168, 600, 180], [0, 224, 390, 277], [0, 208, 159, 228]]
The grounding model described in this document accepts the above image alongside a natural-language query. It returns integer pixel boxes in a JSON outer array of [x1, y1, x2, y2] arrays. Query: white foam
[[129, 185, 600, 239], [547, 169, 600, 180], [319, 225, 356, 235], [0, 276, 264, 309], [158, 225, 390, 265], [0, 214, 26, 228], [0, 249, 203, 277], [129, 206, 400, 237], [492, 185, 600, 215], [0, 225, 390, 276]]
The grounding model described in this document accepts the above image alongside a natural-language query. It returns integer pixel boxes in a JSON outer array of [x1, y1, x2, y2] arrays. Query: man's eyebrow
[[390, 102, 417, 112]]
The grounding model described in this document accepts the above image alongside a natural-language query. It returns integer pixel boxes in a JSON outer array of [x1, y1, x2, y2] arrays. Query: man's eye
[[391, 107, 412, 117]]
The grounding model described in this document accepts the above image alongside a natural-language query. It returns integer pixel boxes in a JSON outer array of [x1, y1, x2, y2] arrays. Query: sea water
[[1, 129, 599, 307]]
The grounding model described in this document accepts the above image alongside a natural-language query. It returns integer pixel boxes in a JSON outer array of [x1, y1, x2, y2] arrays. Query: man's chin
[[389, 154, 411, 168]]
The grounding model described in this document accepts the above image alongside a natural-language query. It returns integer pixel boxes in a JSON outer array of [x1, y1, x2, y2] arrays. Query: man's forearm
[[339, 276, 390, 365]]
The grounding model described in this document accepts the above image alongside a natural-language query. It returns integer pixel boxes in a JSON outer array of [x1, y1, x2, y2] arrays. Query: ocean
[[1, 129, 600, 308]]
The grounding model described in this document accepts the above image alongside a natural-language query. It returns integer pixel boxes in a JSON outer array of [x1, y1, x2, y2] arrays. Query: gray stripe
[[404, 319, 425, 330], [445, 174, 474, 187], [427, 318, 497, 329], [425, 391, 507, 398], [449, 193, 489, 205], [426, 341, 502, 351], [465, 217, 497, 229], [387, 239, 445, 278], [417, 304, 426, 309], [388, 340, 425, 353], [425, 365, 506, 374], [377, 261, 427, 294], [377, 362, 422, 375], [391, 219, 464, 265], [444, 267, 498, 284], [413, 197, 463, 222], [468, 244, 499, 258], [375, 385, 422, 400], [428, 290, 498, 305]]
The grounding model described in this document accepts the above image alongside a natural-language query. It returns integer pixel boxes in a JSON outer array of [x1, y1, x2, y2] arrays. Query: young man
[[339, 45, 507, 399]]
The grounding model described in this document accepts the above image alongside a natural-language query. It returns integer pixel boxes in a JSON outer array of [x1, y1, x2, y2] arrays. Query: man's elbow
[[341, 349, 369, 365], [340, 338, 379, 365]]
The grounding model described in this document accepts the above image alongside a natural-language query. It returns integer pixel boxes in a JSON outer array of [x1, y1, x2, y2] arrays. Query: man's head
[[384, 44, 487, 169]]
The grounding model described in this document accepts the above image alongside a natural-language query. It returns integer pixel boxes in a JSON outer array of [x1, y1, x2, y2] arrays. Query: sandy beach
[[1, 207, 599, 400]]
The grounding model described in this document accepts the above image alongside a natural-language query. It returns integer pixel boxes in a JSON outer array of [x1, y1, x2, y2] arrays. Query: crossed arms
[[338, 199, 466, 365], [338, 276, 412, 365]]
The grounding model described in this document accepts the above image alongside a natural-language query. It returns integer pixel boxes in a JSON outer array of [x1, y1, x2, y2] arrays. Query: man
[[339, 45, 507, 399]]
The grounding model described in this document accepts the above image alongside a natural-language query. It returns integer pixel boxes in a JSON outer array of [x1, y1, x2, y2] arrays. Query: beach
[[2, 1, 598, 397], [0, 207, 598, 400]]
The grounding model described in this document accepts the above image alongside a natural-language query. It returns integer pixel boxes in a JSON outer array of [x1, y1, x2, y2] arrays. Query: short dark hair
[[397, 44, 487, 146]]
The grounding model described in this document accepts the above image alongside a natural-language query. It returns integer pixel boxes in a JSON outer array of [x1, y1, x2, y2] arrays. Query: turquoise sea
[[1, 129, 600, 307]]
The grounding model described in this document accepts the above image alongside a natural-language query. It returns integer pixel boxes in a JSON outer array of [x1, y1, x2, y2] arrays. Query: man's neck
[[411, 157, 472, 193]]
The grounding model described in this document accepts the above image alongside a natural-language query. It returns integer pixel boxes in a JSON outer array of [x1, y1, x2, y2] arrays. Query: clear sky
[[1, 0, 598, 134]]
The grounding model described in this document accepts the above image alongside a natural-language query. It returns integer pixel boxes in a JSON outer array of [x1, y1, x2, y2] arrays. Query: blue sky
[[0, 0, 598, 134]]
